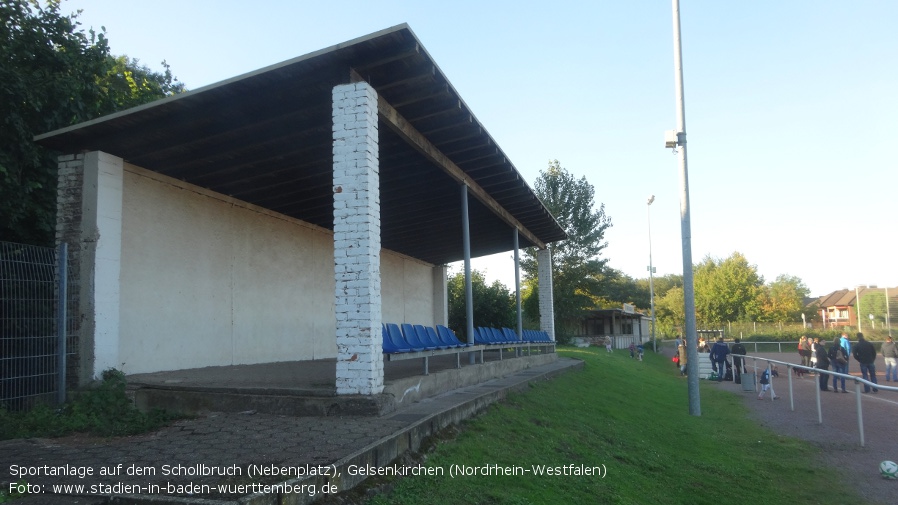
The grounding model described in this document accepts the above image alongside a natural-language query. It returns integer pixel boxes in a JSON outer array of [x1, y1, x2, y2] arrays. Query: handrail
[[661, 340, 888, 354], [731, 353, 897, 447]]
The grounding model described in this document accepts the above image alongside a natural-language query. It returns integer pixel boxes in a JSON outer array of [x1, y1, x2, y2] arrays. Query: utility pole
[[647, 195, 657, 353], [670, 0, 700, 416]]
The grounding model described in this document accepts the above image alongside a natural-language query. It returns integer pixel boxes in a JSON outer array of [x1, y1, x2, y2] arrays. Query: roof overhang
[[35, 24, 566, 265]]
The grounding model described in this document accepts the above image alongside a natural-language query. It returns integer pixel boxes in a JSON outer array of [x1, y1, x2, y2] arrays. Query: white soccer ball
[[880, 460, 898, 480]]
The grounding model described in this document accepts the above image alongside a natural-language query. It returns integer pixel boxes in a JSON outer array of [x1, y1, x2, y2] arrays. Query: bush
[[0, 368, 176, 440], [742, 329, 843, 342]]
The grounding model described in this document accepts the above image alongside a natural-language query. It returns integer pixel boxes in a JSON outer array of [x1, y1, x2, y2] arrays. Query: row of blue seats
[[473, 327, 553, 345], [523, 329, 553, 342], [382, 323, 553, 354], [382, 323, 473, 354]]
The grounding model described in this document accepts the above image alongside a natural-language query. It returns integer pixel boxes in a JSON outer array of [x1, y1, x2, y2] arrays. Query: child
[[677, 344, 688, 376], [628, 342, 636, 358], [637, 343, 644, 361], [757, 366, 779, 400]]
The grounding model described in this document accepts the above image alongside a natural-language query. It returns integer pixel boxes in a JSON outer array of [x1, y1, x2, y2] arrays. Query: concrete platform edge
[[104, 357, 582, 505]]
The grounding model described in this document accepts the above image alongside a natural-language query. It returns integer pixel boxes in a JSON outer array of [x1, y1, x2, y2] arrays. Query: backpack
[[829, 345, 847, 365]]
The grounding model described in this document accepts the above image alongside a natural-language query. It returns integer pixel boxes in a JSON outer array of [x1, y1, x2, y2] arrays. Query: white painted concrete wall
[[381, 254, 436, 326], [118, 165, 434, 374]]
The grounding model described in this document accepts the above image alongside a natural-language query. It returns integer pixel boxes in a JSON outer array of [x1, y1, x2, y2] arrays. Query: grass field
[[365, 346, 871, 505]]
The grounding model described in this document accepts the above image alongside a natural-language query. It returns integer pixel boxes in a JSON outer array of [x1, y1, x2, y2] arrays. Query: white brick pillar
[[537, 248, 556, 341], [56, 151, 124, 383], [332, 82, 383, 395]]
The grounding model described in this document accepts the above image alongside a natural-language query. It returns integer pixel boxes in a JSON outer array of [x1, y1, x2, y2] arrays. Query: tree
[[0, 0, 184, 246], [693, 252, 764, 325], [651, 273, 683, 300], [638, 273, 683, 337], [599, 268, 649, 311], [447, 269, 516, 338], [859, 291, 888, 328], [655, 285, 685, 337], [757, 274, 810, 323], [521, 160, 612, 336], [98, 55, 185, 111]]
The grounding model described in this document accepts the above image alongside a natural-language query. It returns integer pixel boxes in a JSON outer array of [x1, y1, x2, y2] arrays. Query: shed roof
[[35, 24, 566, 265]]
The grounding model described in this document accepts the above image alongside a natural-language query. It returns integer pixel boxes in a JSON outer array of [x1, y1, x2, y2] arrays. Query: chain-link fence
[[0, 241, 74, 410]]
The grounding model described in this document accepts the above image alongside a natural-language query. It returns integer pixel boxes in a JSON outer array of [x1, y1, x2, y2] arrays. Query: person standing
[[799, 336, 812, 368], [604, 335, 613, 353], [809, 337, 820, 373], [815, 338, 831, 391], [852, 332, 879, 393], [677, 342, 688, 376], [709, 337, 730, 382], [829, 336, 849, 393], [882, 336, 898, 382], [731, 338, 747, 384], [840, 332, 852, 373]]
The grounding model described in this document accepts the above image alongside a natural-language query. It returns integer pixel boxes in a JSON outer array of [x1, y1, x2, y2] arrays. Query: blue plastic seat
[[402, 323, 436, 350], [473, 327, 490, 345], [427, 326, 459, 348], [382, 324, 403, 353], [502, 327, 520, 342], [437, 325, 473, 347], [489, 327, 509, 344], [385, 323, 421, 352], [415, 324, 449, 349]]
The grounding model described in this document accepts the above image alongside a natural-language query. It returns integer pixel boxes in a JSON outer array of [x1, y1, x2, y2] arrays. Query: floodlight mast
[[647, 196, 656, 353], [670, 0, 700, 416]]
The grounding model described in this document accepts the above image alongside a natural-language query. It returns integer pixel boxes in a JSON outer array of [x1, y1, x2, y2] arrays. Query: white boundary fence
[[732, 353, 897, 447]]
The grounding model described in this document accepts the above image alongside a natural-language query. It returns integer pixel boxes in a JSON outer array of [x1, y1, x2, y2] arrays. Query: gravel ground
[[704, 352, 898, 505]]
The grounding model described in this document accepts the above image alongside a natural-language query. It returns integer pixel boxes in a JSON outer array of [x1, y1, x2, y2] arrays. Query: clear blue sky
[[63, 0, 897, 297]]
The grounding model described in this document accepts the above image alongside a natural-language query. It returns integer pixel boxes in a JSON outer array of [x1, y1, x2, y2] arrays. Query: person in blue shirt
[[840, 332, 852, 373], [829, 336, 850, 393], [757, 365, 779, 400]]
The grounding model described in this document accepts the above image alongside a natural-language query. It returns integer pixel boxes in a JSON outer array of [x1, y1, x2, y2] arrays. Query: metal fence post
[[815, 382, 822, 424], [854, 380, 865, 447], [56, 242, 68, 405], [787, 365, 794, 411]]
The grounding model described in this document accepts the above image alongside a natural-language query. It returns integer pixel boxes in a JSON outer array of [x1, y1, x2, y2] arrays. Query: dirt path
[[716, 352, 897, 505]]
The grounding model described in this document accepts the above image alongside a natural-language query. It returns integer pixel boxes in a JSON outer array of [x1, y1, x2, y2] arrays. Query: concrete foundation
[[129, 352, 558, 417]]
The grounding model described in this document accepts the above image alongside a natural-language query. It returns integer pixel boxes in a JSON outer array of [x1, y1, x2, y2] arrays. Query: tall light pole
[[670, 0, 700, 416], [647, 195, 657, 352], [886, 286, 892, 337]]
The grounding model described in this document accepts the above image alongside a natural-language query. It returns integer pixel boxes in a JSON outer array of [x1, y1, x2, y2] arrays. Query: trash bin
[[741, 373, 756, 392]]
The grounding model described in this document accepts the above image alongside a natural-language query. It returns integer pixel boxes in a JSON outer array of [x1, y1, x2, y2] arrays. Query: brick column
[[332, 82, 383, 395], [56, 151, 124, 384], [537, 248, 556, 341]]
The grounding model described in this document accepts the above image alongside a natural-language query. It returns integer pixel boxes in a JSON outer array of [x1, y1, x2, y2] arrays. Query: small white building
[[36, 25, 566, 396]]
